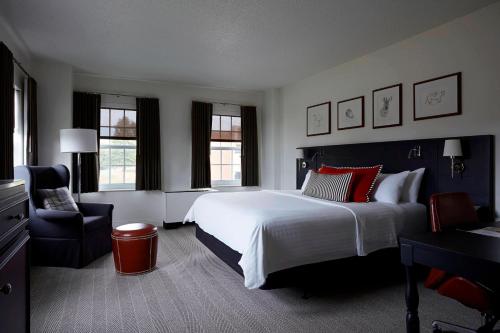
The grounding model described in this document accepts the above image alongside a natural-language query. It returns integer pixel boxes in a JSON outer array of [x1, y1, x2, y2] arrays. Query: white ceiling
[[0, 0, 497, 90]]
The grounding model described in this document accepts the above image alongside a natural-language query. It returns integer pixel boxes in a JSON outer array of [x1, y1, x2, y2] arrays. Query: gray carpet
[[31, 225, 481, 333]]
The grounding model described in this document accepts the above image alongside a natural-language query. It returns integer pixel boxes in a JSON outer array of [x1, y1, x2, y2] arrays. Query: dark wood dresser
[[0, 180, 30, 333]]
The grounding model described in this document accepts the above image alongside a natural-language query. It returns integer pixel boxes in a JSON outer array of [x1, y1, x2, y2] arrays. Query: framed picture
[[372, 83, 402, 129], [337, 96, 364, 130], [307, 101, 331, 136], [414, 72, 461, 121]]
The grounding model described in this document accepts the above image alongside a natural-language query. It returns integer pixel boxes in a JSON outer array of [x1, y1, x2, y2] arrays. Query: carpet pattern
[[31, 226, 481, 333]]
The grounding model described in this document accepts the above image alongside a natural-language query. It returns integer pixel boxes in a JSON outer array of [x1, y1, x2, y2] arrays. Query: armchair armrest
[[77, 202, 114, 218], [35, 208, 83, 223]]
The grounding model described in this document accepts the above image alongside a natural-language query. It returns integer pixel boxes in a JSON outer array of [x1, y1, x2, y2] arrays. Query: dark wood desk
[[400, 225, 500, 333]]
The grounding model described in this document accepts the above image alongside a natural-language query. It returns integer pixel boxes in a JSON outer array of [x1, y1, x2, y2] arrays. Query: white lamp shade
[[60, 129, 98, 153], [443, 139, 462, 157]]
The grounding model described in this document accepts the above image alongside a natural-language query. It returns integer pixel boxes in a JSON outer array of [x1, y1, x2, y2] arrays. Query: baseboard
[[162, 221, 194, 229], [163, 221, 182, 229]]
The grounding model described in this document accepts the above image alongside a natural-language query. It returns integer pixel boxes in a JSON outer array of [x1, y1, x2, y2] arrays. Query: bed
[[184, 135, 494, 289], [185, 190, 426, 289]]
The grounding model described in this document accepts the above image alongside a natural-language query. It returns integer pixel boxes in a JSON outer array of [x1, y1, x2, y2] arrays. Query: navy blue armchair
[[14, 164, 114, 268]]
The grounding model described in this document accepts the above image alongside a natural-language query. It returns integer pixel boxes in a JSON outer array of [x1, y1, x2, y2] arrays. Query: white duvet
[[184, 190, 426, 289]]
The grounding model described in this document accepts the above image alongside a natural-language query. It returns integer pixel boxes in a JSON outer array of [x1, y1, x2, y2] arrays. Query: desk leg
[[405, 265, 420, 333]]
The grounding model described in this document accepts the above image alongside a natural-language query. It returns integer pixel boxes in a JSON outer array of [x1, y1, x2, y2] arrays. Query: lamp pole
[[77, 152, 82, 202]]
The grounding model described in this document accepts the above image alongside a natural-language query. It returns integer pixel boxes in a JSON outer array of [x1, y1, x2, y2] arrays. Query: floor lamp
[[60, 129, 98, 202]]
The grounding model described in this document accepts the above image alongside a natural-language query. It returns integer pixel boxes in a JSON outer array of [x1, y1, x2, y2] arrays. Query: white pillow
[[300, 170, 312, 193], [372, 171, 409, 204], [400, 168, 426, 203]]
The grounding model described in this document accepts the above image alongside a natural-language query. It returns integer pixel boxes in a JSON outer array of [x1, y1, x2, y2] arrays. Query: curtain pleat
[[72, 92, 100, 193], [0, 42, 14, 179], [191, 101, 213, 188], [241, 106, 259, 186], [136, 97, 161, 190], [26, 77, 38, 165]]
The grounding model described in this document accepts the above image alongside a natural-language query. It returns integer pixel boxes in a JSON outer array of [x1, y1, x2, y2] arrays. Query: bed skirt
[[195, 223, 404, 290]]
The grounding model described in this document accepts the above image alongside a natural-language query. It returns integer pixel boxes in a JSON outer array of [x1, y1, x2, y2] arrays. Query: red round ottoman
[[111, 223, 158, 275]]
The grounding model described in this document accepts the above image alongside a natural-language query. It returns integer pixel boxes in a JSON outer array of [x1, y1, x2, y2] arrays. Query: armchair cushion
[[84, 216, 111, 232], [33, 209, 84, 238], [37, 187, 79, 212], [36, 208, 83, 223]]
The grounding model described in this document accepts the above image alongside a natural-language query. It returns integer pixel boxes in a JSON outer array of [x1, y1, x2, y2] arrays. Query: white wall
[[70, 74, 264, 225], [275, 3, 500, 213], [261, 88, 283, 189], [33, 59, 73, 169]]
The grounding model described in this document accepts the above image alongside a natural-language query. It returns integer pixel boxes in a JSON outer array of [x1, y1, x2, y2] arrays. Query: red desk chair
[[425, 192, 499, 333]]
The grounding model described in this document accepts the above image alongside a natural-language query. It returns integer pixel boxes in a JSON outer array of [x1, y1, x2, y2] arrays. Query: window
[[210, 115, 241, 186], [13, 87, 25, 166], [99, 108, 137, 190]]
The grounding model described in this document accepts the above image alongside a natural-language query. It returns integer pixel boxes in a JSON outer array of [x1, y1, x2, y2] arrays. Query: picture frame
[[337, 96, 364, 130], [306, 101, 331, 136], [413, 72, 461, 121], [372, 83, 402, 129]]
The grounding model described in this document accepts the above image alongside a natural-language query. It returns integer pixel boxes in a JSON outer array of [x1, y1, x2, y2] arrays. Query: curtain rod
[[13, 57, 30, 78], [212, 101, 243, 107], [80, 91, 153, 99], [81, 94, 248, 106]]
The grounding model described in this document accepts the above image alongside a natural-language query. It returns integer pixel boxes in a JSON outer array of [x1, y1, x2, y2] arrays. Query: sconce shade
[[443, 139, 462, 157], [60, 129, 98, 153], [296, 149, 305, 159]]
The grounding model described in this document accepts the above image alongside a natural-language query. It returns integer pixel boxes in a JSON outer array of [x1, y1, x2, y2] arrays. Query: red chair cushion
[[424, 268, 448, 289], [437, 276, 494, 314], [318, 165, 382, 202]]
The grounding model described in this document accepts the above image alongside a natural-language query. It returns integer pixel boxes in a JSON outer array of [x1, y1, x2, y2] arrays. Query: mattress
[[184, 190, 427, 289]]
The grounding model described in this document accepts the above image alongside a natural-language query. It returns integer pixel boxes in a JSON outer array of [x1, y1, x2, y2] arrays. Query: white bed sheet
[[184, 190, 426, 289]]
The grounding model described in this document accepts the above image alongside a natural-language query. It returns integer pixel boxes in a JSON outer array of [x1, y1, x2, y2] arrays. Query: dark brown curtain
[[72, 92, 100, 193], [191, 101, 212, 188], [241, 106, 259, 186], [26, 77, 38, 165], [136, 98, 161, 190], [0, 42, 14, 179]]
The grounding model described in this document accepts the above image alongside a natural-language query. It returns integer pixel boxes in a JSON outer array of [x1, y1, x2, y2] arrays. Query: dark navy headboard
[[296, 135, 494, 219]]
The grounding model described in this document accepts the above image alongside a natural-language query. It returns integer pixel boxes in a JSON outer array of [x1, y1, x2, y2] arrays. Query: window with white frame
[[13, 87, 25, 166], [99, 108, 137, 190], [210, 115, 241, 186]]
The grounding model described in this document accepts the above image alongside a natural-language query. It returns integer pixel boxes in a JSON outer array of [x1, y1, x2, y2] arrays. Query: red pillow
[[318, 165, 382, 202]]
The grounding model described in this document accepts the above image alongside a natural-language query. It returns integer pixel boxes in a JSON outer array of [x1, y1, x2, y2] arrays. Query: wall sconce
[[443, 139, 465, 178], [407, 145, 422, 159], [296, 149, 307, 168], [297, 149, 323, 170]]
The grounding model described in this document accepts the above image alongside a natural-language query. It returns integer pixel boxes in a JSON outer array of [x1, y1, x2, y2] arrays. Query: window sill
[[98, 188, 136, 193], [212, 186, 260, 192]]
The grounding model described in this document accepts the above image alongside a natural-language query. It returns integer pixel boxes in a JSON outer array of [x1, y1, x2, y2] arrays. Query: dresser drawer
[[0, 232, 29, 333], [0, 197, 28, 245]]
